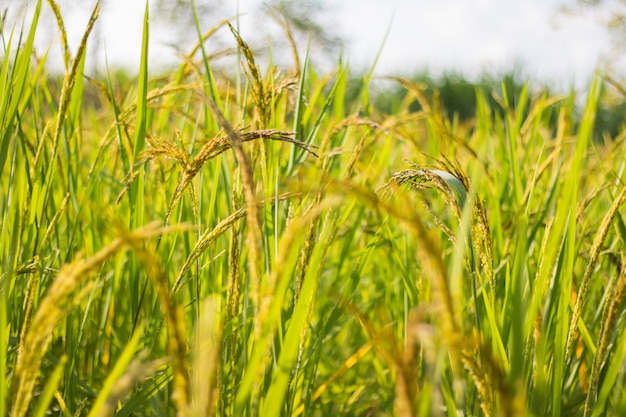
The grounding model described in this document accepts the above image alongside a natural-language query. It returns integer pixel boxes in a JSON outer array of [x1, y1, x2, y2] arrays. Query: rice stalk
[[436, 157, 494, 289], [45, 0, 70, 71], [284, 203, 333, 414], [86, 326, 166, 417], [293, 340, 375, 416], [144, 129, 191, 168], [187, 18, 233, 58], [173, 192, 296, 293], [90, 356, 166, 417], [332, 114, 387, 134], [190, 297, 222, 417], [337, 181, 461, 362], [32, 355, 66, 417], [461, 351, 494, 417], [262, 204, 336, 416], [193, 130, 318, 170], [380, 163, 506, 413], [271, 74, 300, 100], [291, 204, 318, 297], [566, 184, 626, 360], [184, 168, 201, 226], [126, 128, 316, 226], [408, 306, 517, 417], [49, 0, 99, 159], [233, 198, 338, 413], [467, 330, 528, 417], [10, 222, 172, 417], [267, 7, 301, 75], [40, 192, 69, 248], [115, 164, 142, 205], [204, 99, 268, 395], [603, 74, 626, 98], [228, 22, 268, 126], [518, 94, 564, 136], [382, 168, 460, 216], [350, 302, 427, 417], [529, 218, 554, 359], [226, 196, 241, 322], [519, 145, 560, 212], [583, 261, 626, 417], [223, 196, 241, 414], [343, 132, 369, 178], [52, 392, 71, 416], [576, 185, 612, 223], [472, 195, 495, 288], [15, 257, 41, 275], [121, 227, 191, 416], [29, 117, 53, 180], [15, 269, 40, 400], [387, 76, 480, 159], [166, 15, 234, 88], [89, 82, 200, 183], [381, 163, 486, 279], [395, 310, 420, 417]]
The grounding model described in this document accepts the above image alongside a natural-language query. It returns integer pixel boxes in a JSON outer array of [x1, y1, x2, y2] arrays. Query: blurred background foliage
[[5, 0, 626, 141]]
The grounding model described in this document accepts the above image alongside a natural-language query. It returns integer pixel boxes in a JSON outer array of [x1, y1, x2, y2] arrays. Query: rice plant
[[2, 1, 626, 416]]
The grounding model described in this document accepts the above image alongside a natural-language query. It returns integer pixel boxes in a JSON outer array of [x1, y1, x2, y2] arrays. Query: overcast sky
[[336, 0, 613, 87], [8, 0, 620, 90]]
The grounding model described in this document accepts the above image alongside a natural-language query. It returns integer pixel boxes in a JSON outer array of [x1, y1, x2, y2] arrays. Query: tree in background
[[261, 0, 342, 54], [147, 0, 342, 70], [3, 0, 342, 73], [559, 1, 626, 138]]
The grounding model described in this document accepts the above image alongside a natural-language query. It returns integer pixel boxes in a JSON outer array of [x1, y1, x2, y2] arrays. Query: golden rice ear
[[10, 222, 174, 417], [584, 262, 626, 416], [48, 0, 100, 171], [382, 166, 464, 222], [228, 22, 268, 126], [566, 184, 626, 361], [123, 231, 191, 414], [382, 160, 495, 289], [205, 97, 263, 327], [87, 343, 167, 417], [190, 297, 222, 417], [379, 160, 510, 413], [140, 128, 317, 228], [46, 0, 71, 71], [173, 192, 297, 293]]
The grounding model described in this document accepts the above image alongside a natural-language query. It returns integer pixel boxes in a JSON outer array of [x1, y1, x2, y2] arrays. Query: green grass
[[2, 3, 626, 416]]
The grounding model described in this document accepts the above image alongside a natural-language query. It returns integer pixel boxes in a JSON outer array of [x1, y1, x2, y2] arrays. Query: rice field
[[2, 1, 626, 416]]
